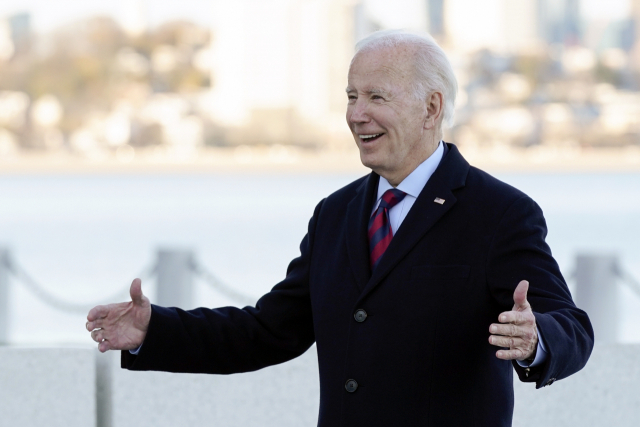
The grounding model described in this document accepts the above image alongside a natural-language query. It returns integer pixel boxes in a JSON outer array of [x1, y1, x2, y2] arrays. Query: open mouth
[[359, 133, 384, 143]]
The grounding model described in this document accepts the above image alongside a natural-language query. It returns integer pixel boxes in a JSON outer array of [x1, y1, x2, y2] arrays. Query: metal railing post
[[96, 351, 114, 427], [574, 253, 619, 343], [0, 248, 10, 345], [156, 249, 194, 309]]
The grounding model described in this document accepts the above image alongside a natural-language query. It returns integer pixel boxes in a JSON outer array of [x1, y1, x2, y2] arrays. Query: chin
[[359, 153, 382, 172], [357, 141, 388, 171]]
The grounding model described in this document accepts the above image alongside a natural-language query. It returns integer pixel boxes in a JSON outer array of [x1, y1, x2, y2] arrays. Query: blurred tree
[[0, 15, 211, 149]]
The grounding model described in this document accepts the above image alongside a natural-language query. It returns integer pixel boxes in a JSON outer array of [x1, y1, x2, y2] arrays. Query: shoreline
[[1, 145, 640, 175]]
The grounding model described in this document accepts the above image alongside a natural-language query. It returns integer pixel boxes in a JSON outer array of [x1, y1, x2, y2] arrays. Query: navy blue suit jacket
[[123, 143, 593, 426]]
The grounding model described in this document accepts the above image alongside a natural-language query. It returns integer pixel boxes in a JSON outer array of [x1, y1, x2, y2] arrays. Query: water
[[1, 171, 639, 345]]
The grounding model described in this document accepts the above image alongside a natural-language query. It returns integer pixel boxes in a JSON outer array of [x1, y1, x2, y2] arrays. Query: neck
[[383, 139, 440, 187]]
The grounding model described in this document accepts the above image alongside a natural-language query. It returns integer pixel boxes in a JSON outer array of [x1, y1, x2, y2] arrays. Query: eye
[[371, 95, 385, 101], [347, 94, 357, 103]]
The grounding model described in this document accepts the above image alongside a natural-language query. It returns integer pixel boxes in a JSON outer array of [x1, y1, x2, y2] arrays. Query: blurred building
[[537, 0, 576, 45], [563, 0, 582, 45], [8, 12, 31, 55], [208, 0, 356, 147], [0, 19, 13, 61], [631, 0, 640, 69], [426, 0, 445, 40], [120, 1, 148, 37], [0, 12, 31, 61], [354, 2, 379, 45], [445, 0, 541, 54]]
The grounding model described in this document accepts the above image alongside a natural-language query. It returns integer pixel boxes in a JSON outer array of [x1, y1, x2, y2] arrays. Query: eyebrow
[[345, 87, 389, 95]]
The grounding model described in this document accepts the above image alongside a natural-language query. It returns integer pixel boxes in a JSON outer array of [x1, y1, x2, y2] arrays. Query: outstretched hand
[[488, 280, 538, 361], [86, 278, 151, 353]]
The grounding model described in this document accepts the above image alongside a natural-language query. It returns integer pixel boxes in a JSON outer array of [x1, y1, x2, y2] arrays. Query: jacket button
[[354, 309, 368, 323], [345, 379, 358, 393], [545, 378, 556, 386]]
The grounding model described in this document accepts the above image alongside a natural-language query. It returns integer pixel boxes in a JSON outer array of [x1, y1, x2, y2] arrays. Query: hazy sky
[[0, 0, 634, 33]]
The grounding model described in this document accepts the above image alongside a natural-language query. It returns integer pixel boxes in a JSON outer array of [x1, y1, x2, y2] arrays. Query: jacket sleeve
[[121, 199, 324, 375], [486, 195, 594, 388]]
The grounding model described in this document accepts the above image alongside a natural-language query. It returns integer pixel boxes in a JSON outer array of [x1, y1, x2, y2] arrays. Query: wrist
[[524, 340, 538, 365]]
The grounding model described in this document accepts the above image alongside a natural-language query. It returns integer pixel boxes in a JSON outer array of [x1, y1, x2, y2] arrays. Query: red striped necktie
[[368, 189, 407, 270]]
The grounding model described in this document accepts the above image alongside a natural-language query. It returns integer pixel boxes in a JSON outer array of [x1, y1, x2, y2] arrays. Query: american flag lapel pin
[[434, 197, 445, 205]]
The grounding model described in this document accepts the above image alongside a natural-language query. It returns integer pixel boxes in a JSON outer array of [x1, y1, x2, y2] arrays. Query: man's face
[[346, 46, 433, 185]]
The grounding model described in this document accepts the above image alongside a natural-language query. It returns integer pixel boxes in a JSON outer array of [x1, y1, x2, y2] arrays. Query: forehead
[[347, 46, 416, 92]]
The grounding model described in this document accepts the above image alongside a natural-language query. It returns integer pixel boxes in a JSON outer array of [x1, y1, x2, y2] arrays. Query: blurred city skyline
[[1, 0, 640, 171]]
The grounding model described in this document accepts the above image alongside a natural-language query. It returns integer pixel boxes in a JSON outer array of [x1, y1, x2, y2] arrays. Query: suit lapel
[[358, 143, 470, 301], [345, 172, 379, 292]]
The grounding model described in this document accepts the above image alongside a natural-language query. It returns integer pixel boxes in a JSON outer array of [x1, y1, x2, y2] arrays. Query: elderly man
[[87, 30, 593, 426]]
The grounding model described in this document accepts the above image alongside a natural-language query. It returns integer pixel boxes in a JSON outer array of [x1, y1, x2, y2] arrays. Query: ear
[[423, 91, 444, 130]]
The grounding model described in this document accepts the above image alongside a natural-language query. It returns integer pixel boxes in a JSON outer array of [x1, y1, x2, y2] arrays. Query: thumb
[[513, 280, 530, 310], [130, 278, 144, 305]]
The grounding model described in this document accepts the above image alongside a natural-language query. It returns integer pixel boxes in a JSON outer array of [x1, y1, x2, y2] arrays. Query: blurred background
[[0, 0, 639, 347]]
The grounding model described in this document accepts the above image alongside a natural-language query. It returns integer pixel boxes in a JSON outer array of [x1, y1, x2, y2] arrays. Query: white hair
[[354, 29, 458, 129]]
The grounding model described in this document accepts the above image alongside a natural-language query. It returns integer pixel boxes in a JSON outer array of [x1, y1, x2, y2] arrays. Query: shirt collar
[[377, 141, 445, 200]]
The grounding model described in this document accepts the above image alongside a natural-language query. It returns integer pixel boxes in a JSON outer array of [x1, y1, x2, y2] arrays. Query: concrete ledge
[[105, 348, 319, 427], [107, 344, 639, 427], [0, 347, 96, 427], [513, 344, 640, 427], [1, 344, 637, 427]]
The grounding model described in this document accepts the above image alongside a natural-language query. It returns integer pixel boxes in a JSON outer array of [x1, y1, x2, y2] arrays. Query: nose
[[347, 99, 370, 125]]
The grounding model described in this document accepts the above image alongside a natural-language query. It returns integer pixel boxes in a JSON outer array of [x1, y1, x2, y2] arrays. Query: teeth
[[359, 133, 382, 139]]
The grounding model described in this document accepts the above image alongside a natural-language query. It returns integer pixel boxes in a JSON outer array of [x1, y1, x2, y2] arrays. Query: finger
[[513, 280, 530, 310], [98, 340, 112, 353], [86, 317, 104, 331], [488, 334, 524, 348], [130, 278, 144, 305], [489, 322, 523, 337], [87, 305, 109, 322], [91, 329, 106, 343], [495, 348, 527, 360], [498, 310, 534, 325]]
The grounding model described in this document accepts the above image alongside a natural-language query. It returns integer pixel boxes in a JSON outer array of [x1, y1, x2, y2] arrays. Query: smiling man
[[87, 30, 593, 426]]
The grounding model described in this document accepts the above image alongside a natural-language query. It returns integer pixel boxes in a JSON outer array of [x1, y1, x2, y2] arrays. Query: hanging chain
[[2, 255, 156, 314], [614, 263, 640, 299], [189, 259, 256, 307]]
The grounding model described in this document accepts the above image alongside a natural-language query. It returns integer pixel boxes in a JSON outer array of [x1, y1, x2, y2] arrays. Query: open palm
[[86, 278, 152, 353]]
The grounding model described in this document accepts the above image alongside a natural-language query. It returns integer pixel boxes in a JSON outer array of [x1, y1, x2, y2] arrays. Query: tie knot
[[379, 189, 406, 210]]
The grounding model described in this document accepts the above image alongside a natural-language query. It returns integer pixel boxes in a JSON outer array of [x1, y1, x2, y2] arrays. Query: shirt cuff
[[516, 326, 547, 368], [129, 343, 143, 355]]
